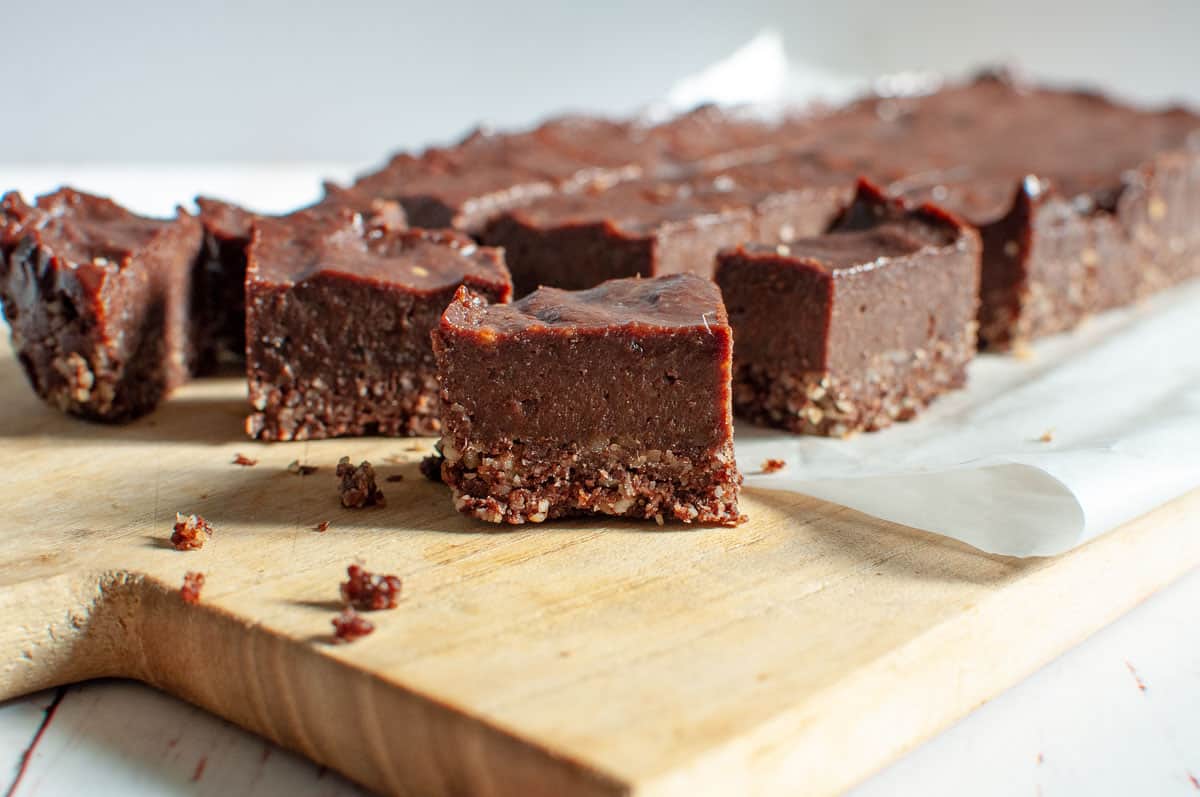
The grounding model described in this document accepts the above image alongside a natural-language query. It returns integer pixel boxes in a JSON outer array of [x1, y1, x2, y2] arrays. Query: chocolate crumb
[[287, 459, 319, 476], [180, 571, 205, 604], [337, 456, 385, 508], [1125, 660, 1148, 692], [232, 453, 258, 467], [340, 564, 403, 610], [386, 474, 405, 483], [171, 513, 213, 551], [1038, 429, 1055, 443], [315, 520, 330, 533], [761, 458, 787, 474], [331, 608, 375, 643], [419, 454, 444, 483]]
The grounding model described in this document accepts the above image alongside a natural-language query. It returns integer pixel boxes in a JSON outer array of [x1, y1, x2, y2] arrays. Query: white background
[[2, 0, 1199, 163]]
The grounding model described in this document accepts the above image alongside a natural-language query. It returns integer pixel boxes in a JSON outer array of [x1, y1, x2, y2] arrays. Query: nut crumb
[[1011, 341, 1035, 361], [653, 513, 664, 526], [232, 453, 258, 467], [180, 571, 205, 605], [314, 520, 330, 533], [760, 458, 787, 474], [331, 608, 375, 643], [405, 444, 424, 452], [171, 513, 213, 551], [337, 456, 385, 508], [1036, 752, 1045, 765], [287, 459, 319, 476], [419, 454, 444, 483], [340, 564, 403, 610], [382, 454, 405, 465], [386, 474, 404, 483], [1038, 429, 1055, 443]]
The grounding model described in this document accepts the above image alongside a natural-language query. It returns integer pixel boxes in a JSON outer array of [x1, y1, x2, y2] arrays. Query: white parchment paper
[[672, 32, 1200, 556]]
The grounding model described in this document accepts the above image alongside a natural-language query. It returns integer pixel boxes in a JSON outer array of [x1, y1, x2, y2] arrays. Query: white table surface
[[2, 167, 1198, 796]]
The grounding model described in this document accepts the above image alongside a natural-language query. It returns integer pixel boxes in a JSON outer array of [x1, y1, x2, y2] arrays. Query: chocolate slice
[[0, 188, 204, 421], [432, 273, 743, 525], [716, 180, 981, 436], [245, 207, 510, 440]]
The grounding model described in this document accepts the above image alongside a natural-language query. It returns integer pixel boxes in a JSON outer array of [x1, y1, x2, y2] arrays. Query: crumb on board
[[180, 571, 205, 604], [1036, 752, 1044, 765], [1125, 660, 1148, 692], [1011, 341, 1035, 361], [405, 443, 424, 452], [337, 456, 385, 508], [314, 520, 330, 533], [331, 608, 375, 643], [1038, 429, 1055, 443], [287, 459, 319, 476], [232, 453, 258, 467], [340, 564, 403, 611], [760, 458, 787, 474], [1187, 771, 1199, 790], [171, 513, 213, 551], [386, 474, 404, 483], [382, 454, 405, 465], [419, 454, 444, 483]]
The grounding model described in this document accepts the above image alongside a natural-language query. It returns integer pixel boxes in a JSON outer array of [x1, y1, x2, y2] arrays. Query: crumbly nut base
[[246, 370, 441, 441], [4, 297, 173, 422], [734, 328, 975, 437], [439, 433, 744, 527]]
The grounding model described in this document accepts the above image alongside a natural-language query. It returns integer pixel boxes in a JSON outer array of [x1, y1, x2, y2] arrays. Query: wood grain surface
[[1, 344, 1198, 797]]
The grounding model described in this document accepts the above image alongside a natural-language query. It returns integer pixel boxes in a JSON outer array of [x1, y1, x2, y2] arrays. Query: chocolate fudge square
[[483, 154, 851, 297], [0, 189, 203, 421], [245, 207, 510, 440], [432, 273, 743, 525], [716, 180, 981, 436], [196, 191, 406, 371]]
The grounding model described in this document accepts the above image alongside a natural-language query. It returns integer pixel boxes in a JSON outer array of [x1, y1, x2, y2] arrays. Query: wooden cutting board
[[1, 344, 1198, 797]]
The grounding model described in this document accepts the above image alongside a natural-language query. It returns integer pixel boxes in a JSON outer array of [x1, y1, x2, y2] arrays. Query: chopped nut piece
[[171, 513, 213, 551], [1011, 341, 1035, 361], [287, 459, 319, 476], [385, 474, 405, 483], [336, 456, 385, 508], [314, 520, 331, 533], [1038, 429, 1055, 443], [760, 458, 787, 474], [232, 453, 258, 467], [180, 571, 205, 605], [340, 564, 403, 610], [419, 454, 444, 483], [331, 608, 375, 643]]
